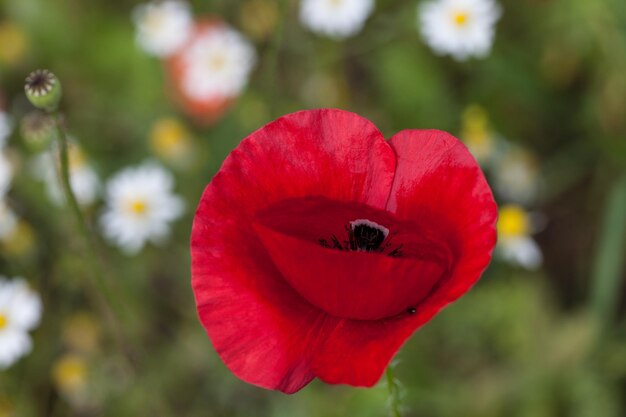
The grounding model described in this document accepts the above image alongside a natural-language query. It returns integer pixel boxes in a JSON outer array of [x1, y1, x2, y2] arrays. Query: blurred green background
[[1, 0, 626, 416]]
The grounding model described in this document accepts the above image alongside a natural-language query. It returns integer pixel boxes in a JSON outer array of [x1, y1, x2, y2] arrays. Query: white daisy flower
[[419, 0, 501, 61], [300, 0, 374, 39], [100, 162, 184, 254], [0, 111, 12, 148], [496, 204, 543, 270], [494, 147, 540, 205], [132, 0, 193, 58], [32, 146, 100, 207], [0, 201, 18, 240], [0, 150, 12, 198], [498, 236, 542, 270], [0, 277, 42, 369], [179, 24, 256, 102]]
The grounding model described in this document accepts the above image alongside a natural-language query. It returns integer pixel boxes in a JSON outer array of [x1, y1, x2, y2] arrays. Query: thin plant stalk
[[386, 365, 402, 417], [50, 113, 178, 416], [51, 112, 131, 361], [266, 0, 288, 118]]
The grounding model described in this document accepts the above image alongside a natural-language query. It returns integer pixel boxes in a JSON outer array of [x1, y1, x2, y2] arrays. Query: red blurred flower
[[191, 109, 497, 393], [166, 19, 256, 125]]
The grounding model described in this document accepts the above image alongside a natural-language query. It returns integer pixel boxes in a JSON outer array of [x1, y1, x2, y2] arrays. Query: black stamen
[[407, 307, 416, 314], [348, 222, 387, 252], [388, 245, 404, 258], [330, 235, 343, 250], [318, 220, 406, 257]]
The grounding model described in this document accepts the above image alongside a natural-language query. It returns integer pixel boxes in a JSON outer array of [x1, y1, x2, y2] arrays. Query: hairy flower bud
[[20, 111, 57, 152], [24, 69, 62, 111]]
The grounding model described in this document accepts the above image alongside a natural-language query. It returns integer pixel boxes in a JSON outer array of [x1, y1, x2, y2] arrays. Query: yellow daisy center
[[330, 0, 343, 7], [498, 205, 530, 238], [128, 200, 147, 215], [0, 22, 28, 65], [461, 105, 491, 147], [146, 10, 166, 32], [151, 118, 188, 153], [207, 54, 227, 71], [0, 313, 7, 330], [453, 11, 469, 27], [1, 221, 36, 257], [52, 355, 87, 393]]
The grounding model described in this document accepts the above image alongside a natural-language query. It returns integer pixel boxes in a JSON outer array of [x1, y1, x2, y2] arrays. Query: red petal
[[191, 110, 396, 392], [386, 129, 497, 302], [309, 130, 497, 387], [254, 197, 450, 320]]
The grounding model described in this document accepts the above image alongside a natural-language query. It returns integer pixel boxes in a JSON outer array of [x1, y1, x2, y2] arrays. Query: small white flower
[[32, 146, 100, 207], [0, 277, 42, 369], [0, 111, 12, 148], [300, 0, 374, 39], [0, 201, 18, 240], [180, 24, 256, 101], [498, 236, 542, 270], [100, 162, 184, 254], [497, 204, 543, 270], [0, 150, 12, 198], [133, 0, 193, 57], [494, 148, 539, 205], [419, 0, 501, 61]]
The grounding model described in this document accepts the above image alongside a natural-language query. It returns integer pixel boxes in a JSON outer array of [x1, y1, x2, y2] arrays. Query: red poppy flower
[[165, 19, 255, 125], [191, 109, 497, 393]]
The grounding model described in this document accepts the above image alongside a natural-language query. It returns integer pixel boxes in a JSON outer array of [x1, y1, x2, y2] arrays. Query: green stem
[[590, 174, 626, 334], [51, 112, 132, 362], [386, 365, 402, 417], [266, 0, 288, 118]]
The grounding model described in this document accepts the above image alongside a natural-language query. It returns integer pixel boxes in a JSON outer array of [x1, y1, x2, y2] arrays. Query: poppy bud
[[20, 111, 57, 152], [24, 69, 62, 112]]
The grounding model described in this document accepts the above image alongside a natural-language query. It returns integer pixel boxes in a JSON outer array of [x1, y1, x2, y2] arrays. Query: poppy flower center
[[349, 219, 388, 251], [319, 219, 404, 257], [253, 196, 453, 320]]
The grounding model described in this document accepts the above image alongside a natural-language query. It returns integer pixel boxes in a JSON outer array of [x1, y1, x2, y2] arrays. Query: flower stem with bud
[[24, 69, 62, 112], [25, 69, 134, 365]]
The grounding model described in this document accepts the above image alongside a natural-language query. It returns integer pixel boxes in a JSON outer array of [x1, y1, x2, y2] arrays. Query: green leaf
[[590, 174, 626, 330]]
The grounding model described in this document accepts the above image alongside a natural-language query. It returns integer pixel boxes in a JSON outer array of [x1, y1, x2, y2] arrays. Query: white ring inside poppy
[[349, 219, 389, 238]]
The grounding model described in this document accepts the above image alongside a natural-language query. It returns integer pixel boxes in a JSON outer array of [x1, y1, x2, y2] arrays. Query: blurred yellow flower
[[62, 313, 101, 353], [239, 0, 278, 41], [52, 354, 88, 396], [149, 117, 194, 168], [0, 22, 28, 66], [497, 205, 530, 239], [460, 105, 495, 165], [1, 220, 36, 258], [0, 396, 13, 417]]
